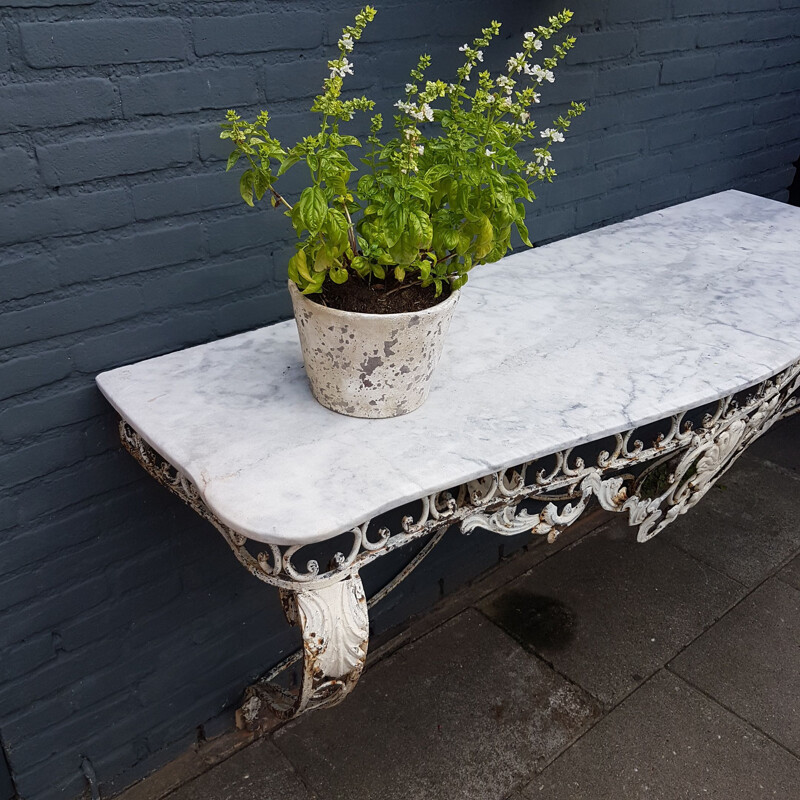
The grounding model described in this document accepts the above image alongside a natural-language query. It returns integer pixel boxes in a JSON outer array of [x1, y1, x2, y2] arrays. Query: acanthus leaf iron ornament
[[118, 359, 800, 725]]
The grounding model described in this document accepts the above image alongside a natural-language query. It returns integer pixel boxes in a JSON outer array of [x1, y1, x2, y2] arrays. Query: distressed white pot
[[288, 280, 460, 418]]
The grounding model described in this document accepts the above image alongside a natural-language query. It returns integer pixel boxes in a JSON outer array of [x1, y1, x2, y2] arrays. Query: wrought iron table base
[[119, 360, 800, 726]]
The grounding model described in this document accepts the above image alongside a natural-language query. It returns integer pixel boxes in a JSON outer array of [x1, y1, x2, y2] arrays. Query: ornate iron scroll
[[119, 358, 800, 722]]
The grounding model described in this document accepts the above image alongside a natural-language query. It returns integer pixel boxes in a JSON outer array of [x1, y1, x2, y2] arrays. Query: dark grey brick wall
[[0, 1, 798, 798]]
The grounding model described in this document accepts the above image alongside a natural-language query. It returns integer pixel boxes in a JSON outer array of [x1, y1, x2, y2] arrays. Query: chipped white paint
[[288, 280, 460, 418]]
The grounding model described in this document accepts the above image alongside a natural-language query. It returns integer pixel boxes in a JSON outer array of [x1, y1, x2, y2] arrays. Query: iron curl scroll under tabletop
[[117, 359, 800, 726]]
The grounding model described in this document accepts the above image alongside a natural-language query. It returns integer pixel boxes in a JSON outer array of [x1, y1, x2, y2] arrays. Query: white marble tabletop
[[97, 190, 800, 546]]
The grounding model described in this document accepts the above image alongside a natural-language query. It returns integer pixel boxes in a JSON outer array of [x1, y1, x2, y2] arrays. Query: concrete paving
[[125, 413, 800, 800]]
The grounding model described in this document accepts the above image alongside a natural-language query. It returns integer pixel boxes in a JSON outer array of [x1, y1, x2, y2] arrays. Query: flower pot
[[288, 280, 460, 418]]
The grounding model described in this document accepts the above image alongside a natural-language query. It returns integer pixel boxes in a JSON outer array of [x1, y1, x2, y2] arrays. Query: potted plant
[[222, 6, 584, 418]]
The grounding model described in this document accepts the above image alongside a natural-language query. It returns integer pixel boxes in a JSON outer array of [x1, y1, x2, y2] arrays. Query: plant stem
[[270, 187, 293, 210], [341, 201, 359, 254], [383, 271, 459, 296]]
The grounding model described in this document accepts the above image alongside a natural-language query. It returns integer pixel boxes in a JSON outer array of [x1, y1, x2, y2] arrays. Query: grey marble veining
[[96, 191, 800, 546]]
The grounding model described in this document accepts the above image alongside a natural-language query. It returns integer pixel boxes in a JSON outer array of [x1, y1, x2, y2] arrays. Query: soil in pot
[[314, 272, 452, 315]]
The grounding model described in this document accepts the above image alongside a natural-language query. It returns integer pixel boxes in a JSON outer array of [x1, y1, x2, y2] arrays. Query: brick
[[698, 14, 795, 47], [193, 11, 323, 56], [718, 128, 766, 158], [762, 40, 800, 68], [715, 45, 768, 76], [205, 211, 283, 256], [1, 254, 57, 301], [540, 68, 595, 106], [566, 30, 635, 64], [198, 122, 239, 163], [327, 4, 415, 44], [0, 429, 95, 488], [0, 0, 96, 5], [37, 128, 193, 187], [675, 0, 779, 13], [0, 573, 111, 648], [12, 456, 144, 529], [0, 384, 105, 443], [0, 27, 8, 73], [606, 0, 671, 23], [637, 22, 697, 54], [69, 308, 215, 372], [697, 105, 754, 136], [736, 69, 788, 101], [637, 172, 691, 209], [589, 129, 648, 164], [576, 185, 640, 228], [0, 78, 118, 133], [779, 64, 800, 92], [0, 524, 166, 622], [131, 171, 239, 221], [0, 147, 36, 194], [20, 18, 184, 68], [121, 66, 259, 117], [262, 58, 327, 102], [0, 635, 54, 684], [0, 283, 144, 348], [0, 494, 18, 532], [766, 117, 800, 146], [0, 481, 148, 573], [139, 253, 271, 310], [56, 222, 204, 285], [11, 750, 90, 800], [0, 351, 73, 401], [212, 288, 292, 336], [0, 188, 133, 246], [595, 61, 659, 95], [660, 52, 717, 84]]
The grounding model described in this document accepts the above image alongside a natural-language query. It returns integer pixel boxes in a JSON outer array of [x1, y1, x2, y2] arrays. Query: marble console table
[[97, 190, 800, 726]]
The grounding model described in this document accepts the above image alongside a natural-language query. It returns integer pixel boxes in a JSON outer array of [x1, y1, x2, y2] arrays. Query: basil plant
[[221, 6, 585, 297]]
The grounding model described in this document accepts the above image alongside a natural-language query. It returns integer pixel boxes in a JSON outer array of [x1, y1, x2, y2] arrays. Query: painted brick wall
[[0, 0, 798, 798]]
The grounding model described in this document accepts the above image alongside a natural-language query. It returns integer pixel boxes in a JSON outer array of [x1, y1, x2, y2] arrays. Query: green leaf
[[277, 154, 300, 176], [302, 186, 328, 233], [330, 266, 349, 284], [226, 151, 241, 172], [313, 247, 333, 273], [301, 271, 326, 294], [515, 218, 532, 247], [424, 164, 451, 184], [350, 256, 371, 277], [394, 265, 406, 282], [381, 201, 407, 249], [474, 215, 494, 259], [239, 170, 254, 207], [253, 170, 271, 202], [408, 208, 433, 249], [289, 249, 314, 284]]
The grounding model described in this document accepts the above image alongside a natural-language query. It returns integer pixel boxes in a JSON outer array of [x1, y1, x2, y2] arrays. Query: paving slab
[[778, 552, 800, 591], [480, 523, 744, 707], [273, 609, 601, 800], [661, 452, 800, 586], [670, 577, 800, 756], [746, 410, 800, 474], [164, 738, 313, 800], [516, 670, 800, 800]]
